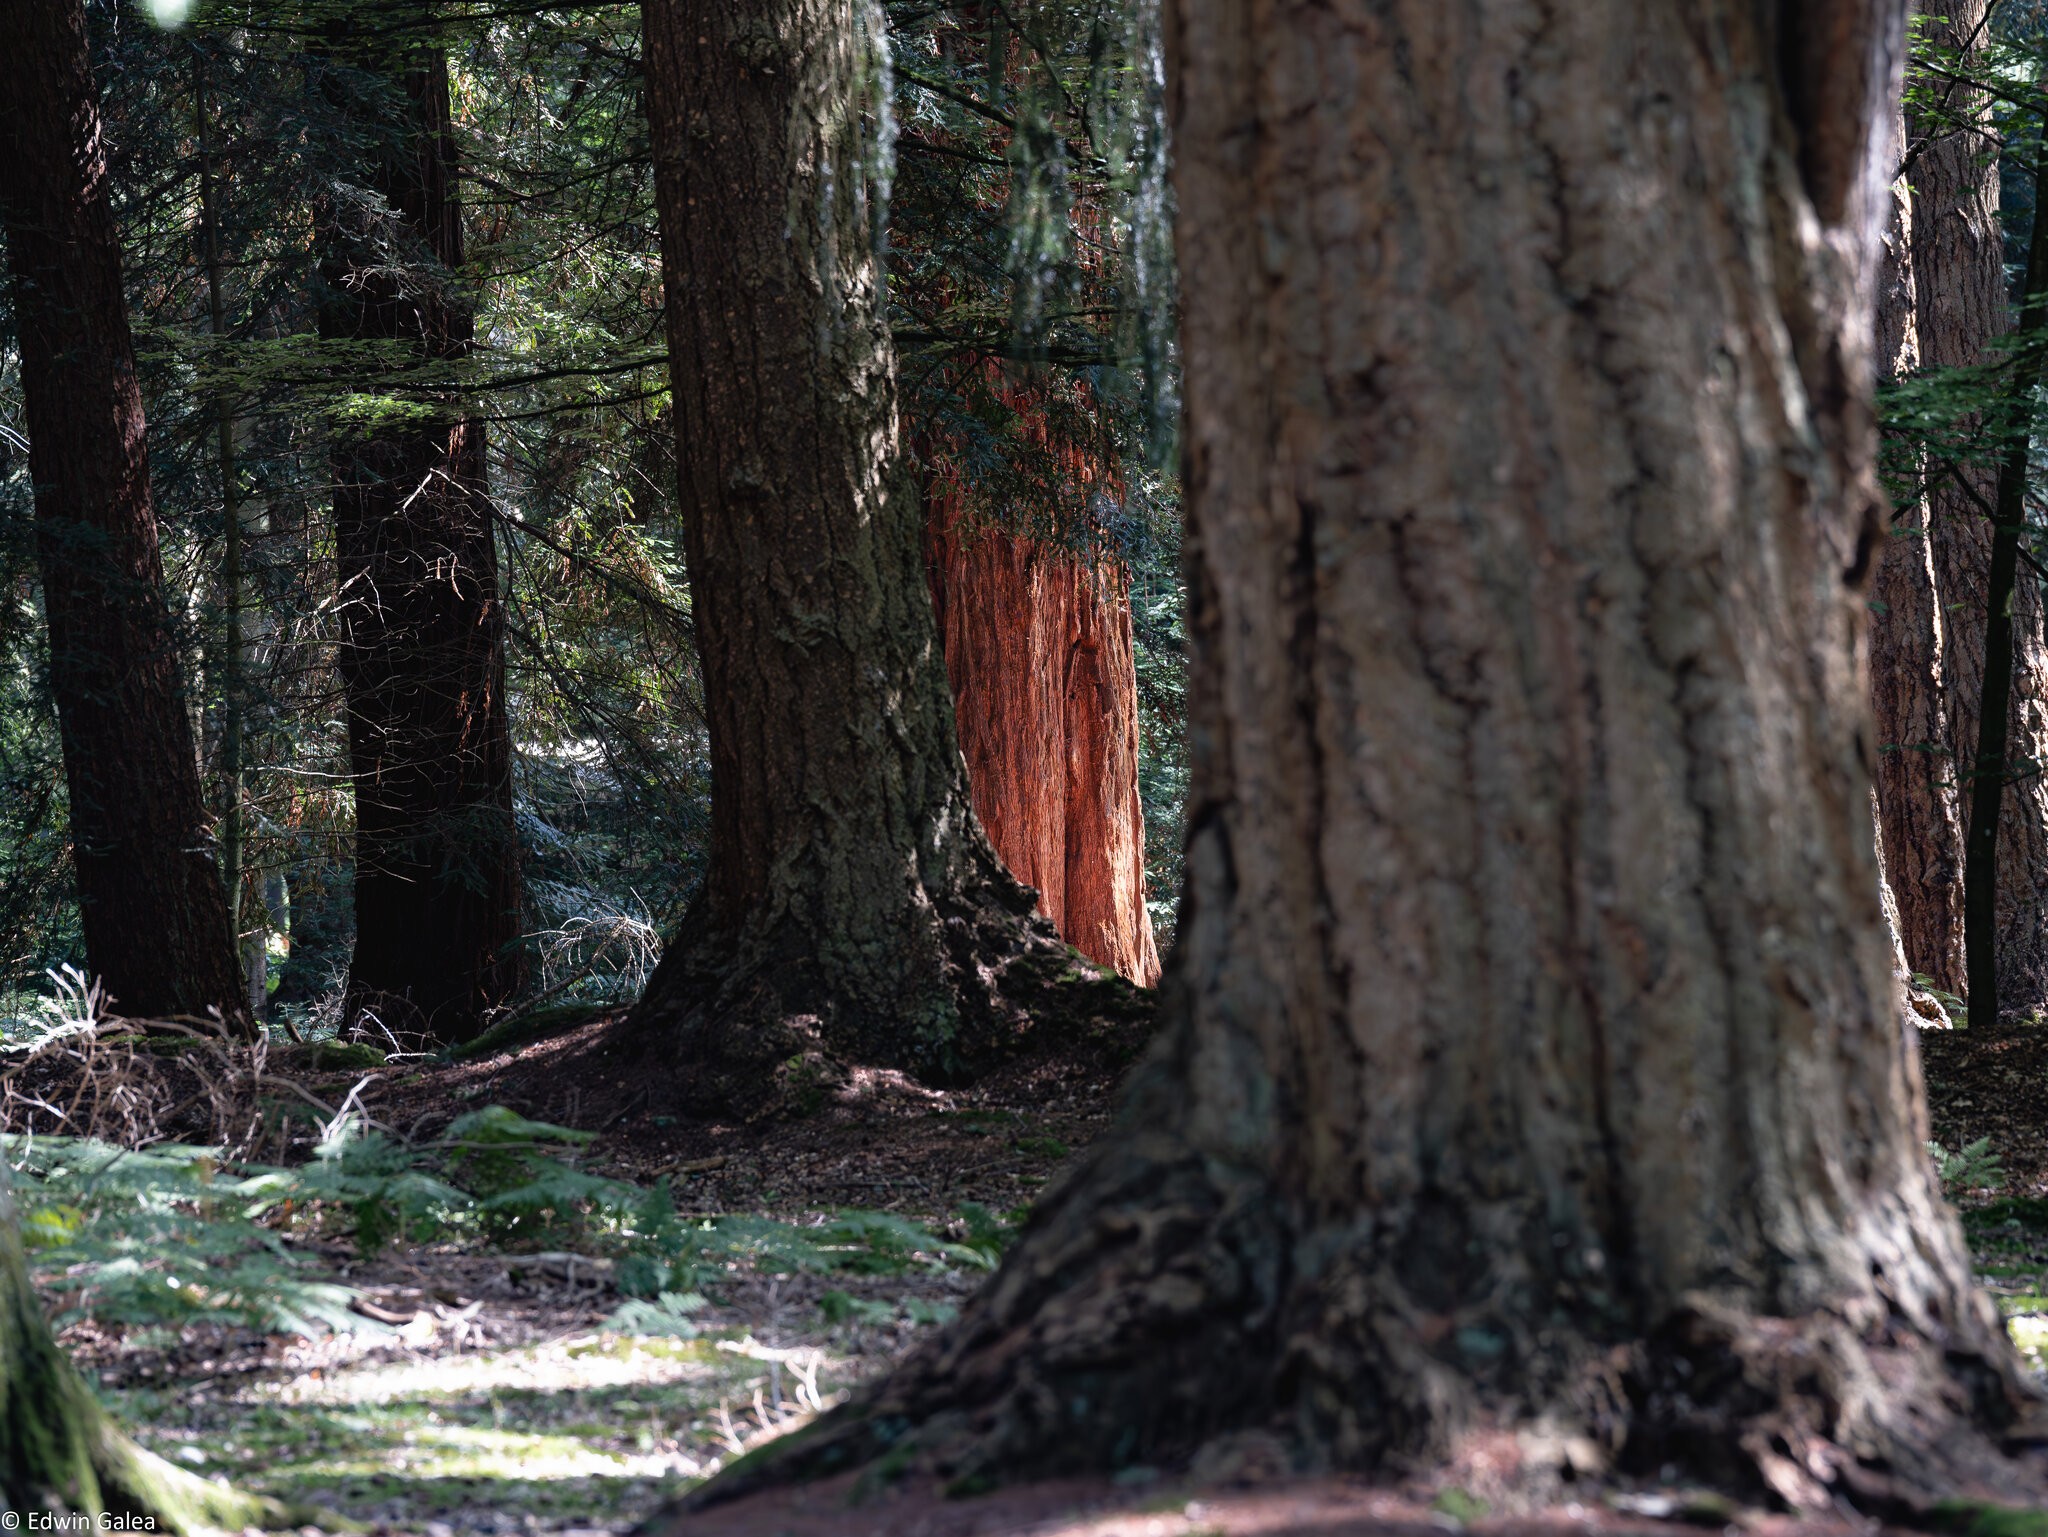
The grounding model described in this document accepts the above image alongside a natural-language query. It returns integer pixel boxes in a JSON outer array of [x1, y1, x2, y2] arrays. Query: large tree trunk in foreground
[[320, 53, 521, 1044], [623, 0, 1133, 1113], [1908, 0, 2048, 1023], [660, 0, 2042, 1517], [926, 499, 1161, 987], [0, 0, 243, 1025]]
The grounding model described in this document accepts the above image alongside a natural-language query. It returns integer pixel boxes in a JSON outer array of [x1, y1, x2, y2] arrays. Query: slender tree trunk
[[318, 51, 522, 1044], [626, 0, 1130, 1113], [665, 0, 2041, 1516], [194, 48, 270, 1025], [0, 0, 243, 1025], [1907, 0, 2048, 1023], [1964, 145, 2048, 1032], [925, 497, 1162, 987]]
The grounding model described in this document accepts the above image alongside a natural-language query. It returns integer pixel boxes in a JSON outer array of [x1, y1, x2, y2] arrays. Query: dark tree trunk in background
[[319, 52, 521, 1044], [0, 1, 243, 1025], [628, 0, 1116, 1113], [661, 0, 2041, 1517], [1964, 149, 2048, 1032], [1908, 0, 2048, 1022], [926, 494, 1161, 988]]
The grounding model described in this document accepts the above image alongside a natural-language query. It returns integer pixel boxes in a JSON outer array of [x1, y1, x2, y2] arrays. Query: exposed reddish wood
[[926, 499, 1161, 986]]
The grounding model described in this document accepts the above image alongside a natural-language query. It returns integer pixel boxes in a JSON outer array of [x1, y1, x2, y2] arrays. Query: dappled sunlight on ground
[[112, 1327, 870, 1533]]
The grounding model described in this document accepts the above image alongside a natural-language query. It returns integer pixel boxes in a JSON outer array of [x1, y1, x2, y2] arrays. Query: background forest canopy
[[0, 0, 1186, 1029]]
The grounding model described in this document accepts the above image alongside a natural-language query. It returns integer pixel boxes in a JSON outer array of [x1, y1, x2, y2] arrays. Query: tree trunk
[[319, 52, 522, 1044], [664, 0, 2041, 1515], [1907, 0, 2048, 1022], [1963, 140, 2048, 1033], [0, 0, 244, 1025], [0, 1162, 298, 1528], [625, 0, 1131, 1113], [925, 497, 1162, 987], [1870, 82, 1968, 998]]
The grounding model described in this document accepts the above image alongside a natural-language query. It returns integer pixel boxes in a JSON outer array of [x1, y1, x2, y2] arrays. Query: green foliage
[[257, 1115, 469, 1255], [1914, 975, 1971, 1030], [7, 1104, 1011, 1339], [602, 1290, 708, 1338], [0, 0, 1192, 1015], [1926, 1500, 2048, 1537], [1931, 1136, 2006, 1195], [1431, 1488, 1490, 1524], [953, 1201, 1020, 1264], [8, 1137, 369, 1336]]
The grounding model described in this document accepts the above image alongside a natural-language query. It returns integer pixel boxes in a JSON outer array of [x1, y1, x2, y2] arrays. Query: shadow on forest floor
[[32, 1011, 1126, 1534], [10, 1013, 2043, 1534]]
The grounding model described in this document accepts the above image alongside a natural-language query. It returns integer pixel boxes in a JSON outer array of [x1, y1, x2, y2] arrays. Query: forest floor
[[13, 1011, 2048, 1536]]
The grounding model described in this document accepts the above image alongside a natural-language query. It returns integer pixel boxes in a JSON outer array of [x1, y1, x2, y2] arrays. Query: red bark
[[926, 502, 1161, 986]]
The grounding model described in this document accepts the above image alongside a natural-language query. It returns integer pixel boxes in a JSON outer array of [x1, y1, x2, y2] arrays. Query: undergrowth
[[7, 1106, 1017, 1337]]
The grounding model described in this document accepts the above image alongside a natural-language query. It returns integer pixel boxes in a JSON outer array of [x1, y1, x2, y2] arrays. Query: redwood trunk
[[0, 0, 243, 1023], [1871, 82, 1967, 998], [320, 54, 521, 1043], [627, 0, 1094, 1110], [926, 506, 1161, 986], [673, 0, 2037, 1514]]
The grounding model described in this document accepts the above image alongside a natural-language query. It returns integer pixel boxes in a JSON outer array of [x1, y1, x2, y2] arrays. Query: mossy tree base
[[0, 1188, 313, 1531]]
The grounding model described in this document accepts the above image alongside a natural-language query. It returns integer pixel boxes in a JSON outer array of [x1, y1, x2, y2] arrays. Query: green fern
[[1931, 1136, 2006, 1194]]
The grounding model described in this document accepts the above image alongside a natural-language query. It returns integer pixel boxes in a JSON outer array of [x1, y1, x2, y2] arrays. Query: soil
[[367, 1009, 1133, 1222], [1921, 1020, 2048, 1192], [648, 1471, 1948, 1537], [10, 1009, 2048, 1535]]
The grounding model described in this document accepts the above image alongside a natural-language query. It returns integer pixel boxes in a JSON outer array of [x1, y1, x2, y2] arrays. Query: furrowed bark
[[926, 485, 1162, 988], [1907, 0, 2048, 1023], [1870, 53, 1967, 1000], [624, 0, 1139, 1114], [0, 0, 244, 1026], [1963, 141, 2048, 1034], [647, 0, 2043, 1517]]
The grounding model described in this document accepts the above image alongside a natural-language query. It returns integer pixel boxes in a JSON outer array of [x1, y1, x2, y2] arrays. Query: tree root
[[613, 887, 1155, 1119], [1, 1277, 332, 1531], [636, 1116, 2047, 1531]]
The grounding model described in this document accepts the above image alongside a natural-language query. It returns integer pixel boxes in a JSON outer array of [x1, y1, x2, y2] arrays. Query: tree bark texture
[[319, 53, 522, 1044], [666, 0, 2041, 1515], [925, 489, 1162, 988], [0, 0, 243, 1023], [1907, 0, 2048, 1018], [1870, 84, 1968, 997], [625, 0, 1137, 1111]]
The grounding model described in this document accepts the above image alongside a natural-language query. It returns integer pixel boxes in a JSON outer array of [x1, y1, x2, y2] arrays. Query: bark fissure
[[319, 51, 523, 1044], [625, 0, 1141, 1113], [653, 0, 2040, 1517]]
